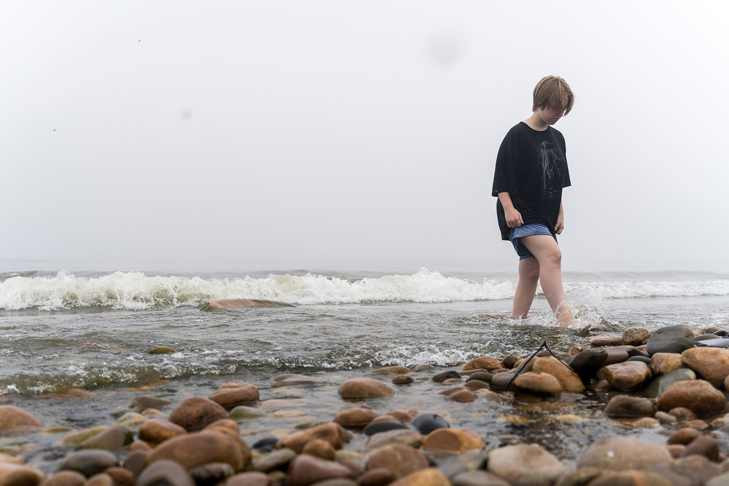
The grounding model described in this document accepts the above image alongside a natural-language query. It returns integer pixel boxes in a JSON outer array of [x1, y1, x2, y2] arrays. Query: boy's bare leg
[[520, 235, 573, 327], [512, 257, 540, 318]]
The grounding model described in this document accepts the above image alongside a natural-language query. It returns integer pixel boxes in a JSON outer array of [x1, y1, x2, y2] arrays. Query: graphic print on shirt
[[537, 140, 564, 198]]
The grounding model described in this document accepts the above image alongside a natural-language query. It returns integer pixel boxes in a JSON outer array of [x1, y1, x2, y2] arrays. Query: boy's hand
[[505, 207, 524, 228], [554, 213, 565, 234]]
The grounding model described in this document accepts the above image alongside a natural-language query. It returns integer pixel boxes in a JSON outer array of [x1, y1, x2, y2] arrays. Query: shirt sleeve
[[491, 131, 519, 197], [560, 134, 571, 188]]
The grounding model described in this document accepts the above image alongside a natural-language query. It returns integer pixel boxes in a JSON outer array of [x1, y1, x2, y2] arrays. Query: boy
[[492, 75, 574, 327]]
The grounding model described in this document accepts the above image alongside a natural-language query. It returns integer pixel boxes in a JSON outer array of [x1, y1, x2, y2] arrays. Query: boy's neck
[[525, 112, 549, 131]]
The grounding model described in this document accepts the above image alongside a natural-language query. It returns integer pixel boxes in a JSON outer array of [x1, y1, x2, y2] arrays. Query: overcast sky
[[2, 1, 728, 274]]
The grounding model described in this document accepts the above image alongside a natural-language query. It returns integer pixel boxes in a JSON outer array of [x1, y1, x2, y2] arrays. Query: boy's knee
[[521, 258, 540, 279], [541, 249, 562, 267]]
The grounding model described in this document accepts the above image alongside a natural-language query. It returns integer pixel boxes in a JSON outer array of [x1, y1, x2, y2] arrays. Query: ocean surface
[[3, 267, 729, 466], [2, 268, 728, 395]]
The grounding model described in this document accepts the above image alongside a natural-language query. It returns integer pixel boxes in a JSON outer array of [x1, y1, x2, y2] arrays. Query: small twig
[[505, 339, 573, 390]]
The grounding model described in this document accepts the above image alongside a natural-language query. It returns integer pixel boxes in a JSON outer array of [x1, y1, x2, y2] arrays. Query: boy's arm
[[498, 192, 524, 228], [555, 201, 565, 234]]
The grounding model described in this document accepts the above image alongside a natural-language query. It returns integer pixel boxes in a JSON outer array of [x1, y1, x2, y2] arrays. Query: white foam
[[0, 269, 728, 311]]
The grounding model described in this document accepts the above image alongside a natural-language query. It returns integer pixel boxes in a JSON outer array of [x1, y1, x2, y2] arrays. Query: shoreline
[[3, 323, 729, 485]]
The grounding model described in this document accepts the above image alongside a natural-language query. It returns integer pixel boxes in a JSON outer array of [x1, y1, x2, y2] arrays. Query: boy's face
[[537, 105, 565, 125]]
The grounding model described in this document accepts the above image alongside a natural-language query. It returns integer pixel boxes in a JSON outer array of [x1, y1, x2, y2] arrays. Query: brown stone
[[392, 376, 413, 386], [168, 397, 228, 432], [373, 366, 411, 375], [302, 439, 336, 461], [682, 435, 720, 461], [277, 422, 346, 453], [605, 395, 655, 418], [286, 454, 351, 486], [366, 430, 422, 450], [40, 471, 85, 486], [85, 474, 112, 486], [104, 468, 134, 486], [334, 408, 377, 429], [338, 379, 393, 399], [656, 380, 727, 418], [598, 361, 652, 391], [513, 372, 562, 395], [137, 460, 194, 486], [669, 407, 697, 421], [387, 410, 417, 422], [650, 353, 683, 375], [0, 464, 44, 486], [666, 444, 686, 459], [138, 419, 186, 445], [390, 468, 449, 486], [462, 357, 502, 372], [225, 472, 270, 486], [422, 429, 484, 453], [668, 428, 701, 445], [0, 406, 41, 433], [577, 437, 672, 470], [146, 431, 247, 471], [623, 327, 651, 346], [464, 380, 489, 391], [209, 385, 259, 410], [449, 389, 477, 403], [203, 299, 292, 310], [590, 335, 624, 347], [587, 470, 672, 486], [365, 444, 428, 478], [358, 468, 396, 486], [487, 444, 566, 486], [682, 348, 729, 388], [79, 426, 131, 451], [531, 356, 584, 393]]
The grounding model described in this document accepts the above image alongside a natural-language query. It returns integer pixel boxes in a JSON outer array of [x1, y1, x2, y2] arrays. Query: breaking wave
[[0, 269, 728, 311]]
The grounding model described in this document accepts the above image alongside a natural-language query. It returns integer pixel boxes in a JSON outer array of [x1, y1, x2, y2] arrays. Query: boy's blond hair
[[532, 76, 574, 115]]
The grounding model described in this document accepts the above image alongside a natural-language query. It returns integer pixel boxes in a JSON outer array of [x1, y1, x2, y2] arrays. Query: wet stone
[[189, 462, 234, 486], [643, 368, 696, 398], [130, 396, 171, 413], [598, 361, 651, 391], [647, 325, 696, 355], [252, 449, 296, 473], [657, 380, 727, 418], [452, 470, 510, 486], [466, 371, 493, 383], [487, 444, 566, 486], [569, 349, 608, 380], [392, 375, 413, 386], [252, 437, 279, 453], [79, 425, 132, 451], [357, 468, 396, 486], [338, 378, 393, 399], [104, 468, 134, 486], [604, 395, 655, 418], [432, 371, 461, 383], [577, 437, 672, 471], [363, 421, 408, 436], [650, 353, 684, 375], [682, 435, 720, 461], [225, 472, 271, 486], [41, 471, 86, 486], [365, 444, 428, 479], [366, 430, 422, 450], [590, 335, 624, 347], [623, 327, 651, 346], [122, 451, 148, 477], [286, 454, 352, 486], [168, 397, 229, 432], [682, 347, 729, 388], [412, 414, 449, 435], [60, 450, 118, 478], [334, 408, 377, 429], [137, 460, 194, 486]]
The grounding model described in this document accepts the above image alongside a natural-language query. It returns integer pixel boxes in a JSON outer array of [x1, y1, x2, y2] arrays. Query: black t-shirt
[[492, 122, 571, 240]]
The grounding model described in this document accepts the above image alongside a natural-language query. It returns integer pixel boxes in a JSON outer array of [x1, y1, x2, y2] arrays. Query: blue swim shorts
[[509, 223, 557, 260]]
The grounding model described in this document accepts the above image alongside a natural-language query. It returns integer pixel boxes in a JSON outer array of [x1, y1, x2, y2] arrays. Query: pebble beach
[[3, 269, 729, 485]]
